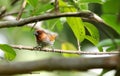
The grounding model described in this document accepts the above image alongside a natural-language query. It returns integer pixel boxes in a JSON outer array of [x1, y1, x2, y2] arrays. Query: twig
[[11, 0, 20, 6], [77, 39, 81, 51], [0, 6, 6, 18], [30, 22, 38, 31], [0, 11, 26, 18], [0, 56, 118, 75], [16, 0, 27, 20], [0, 12, 103, 28], [55, 0, 59, 14], [10, 45, 119, 55]]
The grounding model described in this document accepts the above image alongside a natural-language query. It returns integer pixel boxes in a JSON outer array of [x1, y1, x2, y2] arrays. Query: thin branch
[[0, 11, 26, 18], [30, 22, 38, 31], [0, 12, 103, 28], [77, 39, 81, 51], [0, 6, 6, 18], [0, 56, 118, 75], [54, 0, 59, 14], [1, 12, 18, 17], [10, 45, 119, 55], [11, 0, 20, 6], [16, 0, 27, 20]]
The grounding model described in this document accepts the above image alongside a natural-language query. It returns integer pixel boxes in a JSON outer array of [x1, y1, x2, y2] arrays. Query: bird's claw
[[33, 46, 42, 51]]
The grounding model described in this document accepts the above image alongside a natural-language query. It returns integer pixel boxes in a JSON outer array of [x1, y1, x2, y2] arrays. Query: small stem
[[55, 0, 59, 14], [30, 22, 37, 31], [77, 39, 81, 51], [16, 0, 27, 20]]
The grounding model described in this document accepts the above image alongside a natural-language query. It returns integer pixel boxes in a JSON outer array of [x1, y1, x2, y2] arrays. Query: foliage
[[59, 1, 85, 42], [0, 44, 16, 61], [61, 42, 79, 57], [102, 0, 120, 34], [97, 39, 120, 51], [59, 0, 100, 44], [0, 0, 119, 58]]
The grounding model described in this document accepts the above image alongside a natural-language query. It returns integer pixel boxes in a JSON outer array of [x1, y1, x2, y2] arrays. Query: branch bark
[[10, 45, 119, 55], [0, 12, 104, 28], [0, 56, 118, 75]]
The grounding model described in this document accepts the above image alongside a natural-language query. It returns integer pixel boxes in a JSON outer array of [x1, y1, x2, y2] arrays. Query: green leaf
[[66, 15, 85, 42], [0, 44, 16, 61], [59, 0, 85, 42], [97, 39, 120, 51], [59, 0, 67, 7], [55, 19, 63, 32], [61, 42, 79, 57], [33, 3, 54, 15], [102, 0, 120, 14], [43, 19, 63, 31], [102, 14, 120, 34], [84, 22, 99, 45], [77, 0, 103, 10], [101, 0, 120, 34], [24, 2, 53, 16], [26, 0, 38, 8], [106, 46, 116, 52], [99, 69, 111, 76], [79, 3, 88, 10], [85, 35, 98, 46]]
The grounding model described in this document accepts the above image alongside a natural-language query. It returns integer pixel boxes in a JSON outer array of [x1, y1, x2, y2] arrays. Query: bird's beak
[[34, 31, 38, 35]]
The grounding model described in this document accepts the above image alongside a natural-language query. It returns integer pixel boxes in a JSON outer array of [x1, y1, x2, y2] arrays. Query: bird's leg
[[50, 45, 55, 52]]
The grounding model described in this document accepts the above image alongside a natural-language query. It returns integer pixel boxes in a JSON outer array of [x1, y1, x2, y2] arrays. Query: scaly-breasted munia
[[34, 29, 57, 48]]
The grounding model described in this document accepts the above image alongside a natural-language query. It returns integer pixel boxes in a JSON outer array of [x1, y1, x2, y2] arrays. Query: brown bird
[[34, 30, 57, 48]]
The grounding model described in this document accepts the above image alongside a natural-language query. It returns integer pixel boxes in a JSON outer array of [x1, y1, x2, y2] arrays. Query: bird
[[34, 29, 57, 49]]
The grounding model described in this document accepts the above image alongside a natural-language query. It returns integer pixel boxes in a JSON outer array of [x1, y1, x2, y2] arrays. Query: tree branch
[[16, 0, 27, 20], [0, 12, 104, 28], [54, 0, 59, 13], [0, 56, 118, 75], [10, 45, 119, 55]]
